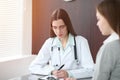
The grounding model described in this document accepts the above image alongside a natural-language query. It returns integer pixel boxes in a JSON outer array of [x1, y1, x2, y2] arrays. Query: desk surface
[[9, 74, 92, 80]]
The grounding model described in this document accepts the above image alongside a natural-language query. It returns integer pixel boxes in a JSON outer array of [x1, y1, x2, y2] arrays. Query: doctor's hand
[[51, 70, 68, 79]]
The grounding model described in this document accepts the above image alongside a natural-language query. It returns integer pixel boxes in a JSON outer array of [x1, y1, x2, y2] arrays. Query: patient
[[92, 0, 120, 80]]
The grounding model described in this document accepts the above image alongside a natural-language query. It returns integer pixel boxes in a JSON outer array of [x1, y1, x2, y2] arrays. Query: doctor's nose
[[56, 28, 62, 34]]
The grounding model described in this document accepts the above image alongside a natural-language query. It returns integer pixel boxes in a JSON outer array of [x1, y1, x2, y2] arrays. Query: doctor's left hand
[[51, 70, 68, 79]]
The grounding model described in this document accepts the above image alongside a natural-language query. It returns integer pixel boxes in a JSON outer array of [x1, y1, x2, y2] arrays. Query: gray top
[[92, 39, 120, 80]]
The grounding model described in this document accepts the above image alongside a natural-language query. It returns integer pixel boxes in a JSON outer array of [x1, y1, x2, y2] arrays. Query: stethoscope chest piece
[[75, 59, 80, 66]]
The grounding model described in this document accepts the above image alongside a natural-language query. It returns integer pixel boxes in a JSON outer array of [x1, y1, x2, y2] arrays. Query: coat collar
[[51, 33, 75, 48], [103, 32, 119, 44]]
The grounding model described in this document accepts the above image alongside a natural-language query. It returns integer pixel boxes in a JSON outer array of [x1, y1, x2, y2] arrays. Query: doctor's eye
[[52, 26, 57, 29], [59, 25, 66, 29]]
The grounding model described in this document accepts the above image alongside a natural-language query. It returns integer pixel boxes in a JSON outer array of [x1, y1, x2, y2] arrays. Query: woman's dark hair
[[50, 8, 77, 37], [97, 0, 120, 36]]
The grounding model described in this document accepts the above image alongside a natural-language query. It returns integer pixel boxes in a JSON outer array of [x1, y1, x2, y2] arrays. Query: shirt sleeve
[[29, 38, 54, 75]]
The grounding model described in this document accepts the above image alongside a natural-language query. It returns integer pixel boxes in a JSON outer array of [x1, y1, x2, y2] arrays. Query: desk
[[9, 74, 92, 80]]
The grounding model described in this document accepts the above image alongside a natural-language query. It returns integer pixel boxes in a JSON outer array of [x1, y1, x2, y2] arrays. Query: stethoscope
[[51, 37, 80, 67]]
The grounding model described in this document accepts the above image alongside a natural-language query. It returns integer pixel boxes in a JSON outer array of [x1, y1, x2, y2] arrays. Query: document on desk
[[29, 74, 47, 80], [69, 69, 93, 79], [30, 74, 58, 80], [29, 74, 92, 80], [77, 78, 92, 80]]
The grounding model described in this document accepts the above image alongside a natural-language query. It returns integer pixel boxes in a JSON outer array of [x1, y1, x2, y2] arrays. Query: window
[[0, 0, 32, 59]]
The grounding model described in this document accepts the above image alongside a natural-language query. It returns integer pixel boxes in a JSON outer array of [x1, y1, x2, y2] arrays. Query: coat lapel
[[61, 46, 73, 63]]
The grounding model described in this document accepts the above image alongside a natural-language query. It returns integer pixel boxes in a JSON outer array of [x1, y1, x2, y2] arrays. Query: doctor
[[29, 8, 94, 79]]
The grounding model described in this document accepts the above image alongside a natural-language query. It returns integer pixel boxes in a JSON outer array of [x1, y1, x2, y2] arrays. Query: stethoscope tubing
[[51, 36, 80, 66]]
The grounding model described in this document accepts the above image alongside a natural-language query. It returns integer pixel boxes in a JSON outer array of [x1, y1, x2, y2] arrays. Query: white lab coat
[[29, 34, 94, 78]]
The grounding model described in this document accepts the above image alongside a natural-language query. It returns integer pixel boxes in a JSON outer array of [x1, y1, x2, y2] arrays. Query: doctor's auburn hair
[[50, 8, 77, 37]]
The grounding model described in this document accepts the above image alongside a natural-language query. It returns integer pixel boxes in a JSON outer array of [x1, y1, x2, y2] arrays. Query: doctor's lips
[[58, 34, 62, 37]]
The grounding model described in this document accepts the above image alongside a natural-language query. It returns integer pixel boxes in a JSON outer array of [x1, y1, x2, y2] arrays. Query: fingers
[[57, 70, 68, 78], [52, 70, 58, 77], [52, 70, 76, 80], [52, 70, 68, 78]]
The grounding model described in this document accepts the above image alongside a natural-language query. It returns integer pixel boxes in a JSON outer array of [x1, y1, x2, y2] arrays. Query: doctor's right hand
[[51, 70, 68, 79]]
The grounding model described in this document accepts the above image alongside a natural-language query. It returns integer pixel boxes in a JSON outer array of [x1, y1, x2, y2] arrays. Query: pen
[[58, 64, 65, 70]]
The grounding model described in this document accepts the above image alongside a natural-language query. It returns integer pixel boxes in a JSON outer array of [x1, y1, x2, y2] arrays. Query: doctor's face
[[96, 10, 113, 36], [52, 19, 68, 39]]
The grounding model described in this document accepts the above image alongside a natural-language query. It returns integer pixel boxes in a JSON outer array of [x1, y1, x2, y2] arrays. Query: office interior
[[0, 0, 106, 80]]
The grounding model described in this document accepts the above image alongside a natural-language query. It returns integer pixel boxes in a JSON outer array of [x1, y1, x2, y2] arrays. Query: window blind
[[0, 0, 23, 58]]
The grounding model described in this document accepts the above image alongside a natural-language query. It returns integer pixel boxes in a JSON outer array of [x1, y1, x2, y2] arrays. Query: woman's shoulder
[[46, 37, 54, 41], [75, 35, 88, 41], [104, 39, 120, 56], [101, 40, 120, 63], [105, 39, 120, 48], [44, 37, 56, 44]]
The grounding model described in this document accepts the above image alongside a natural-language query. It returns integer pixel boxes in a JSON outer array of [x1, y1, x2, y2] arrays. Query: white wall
[[0, 55, 36, 80]]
